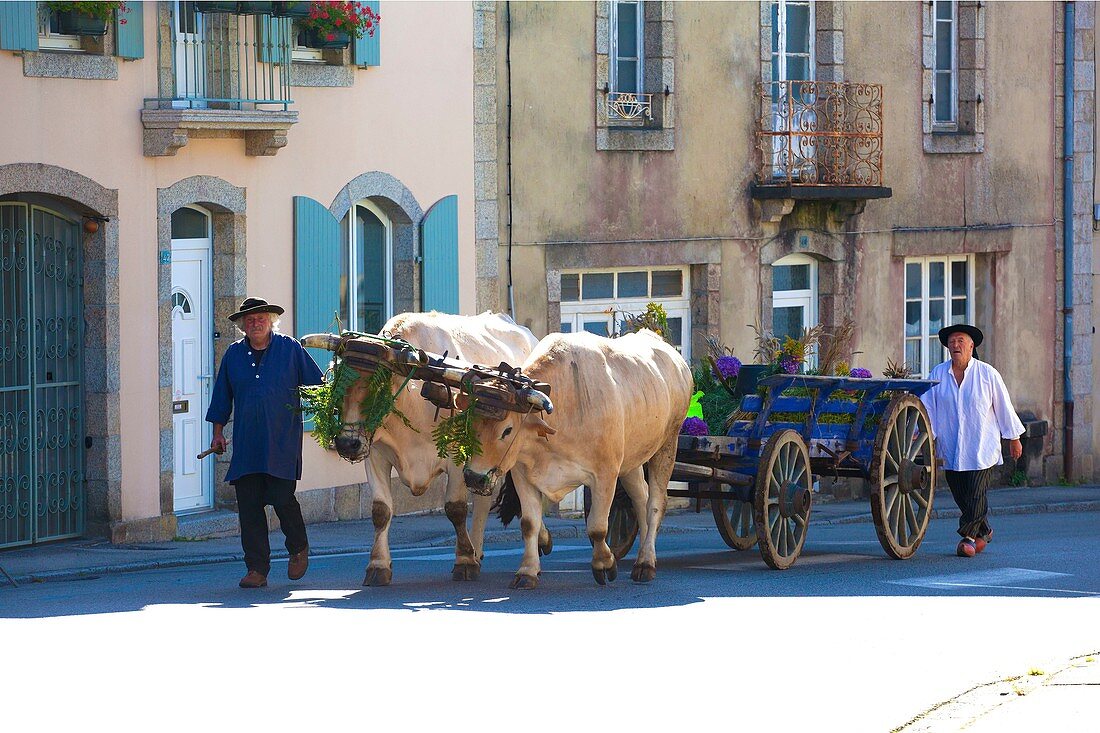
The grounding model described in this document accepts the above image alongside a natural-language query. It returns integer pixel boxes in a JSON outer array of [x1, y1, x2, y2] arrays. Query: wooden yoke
[[301, 331, 554, 416]]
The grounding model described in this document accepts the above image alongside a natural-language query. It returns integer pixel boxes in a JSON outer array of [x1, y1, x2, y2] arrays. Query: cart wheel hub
[[780, 483, 811, 518], [898, 458, 926, 494]]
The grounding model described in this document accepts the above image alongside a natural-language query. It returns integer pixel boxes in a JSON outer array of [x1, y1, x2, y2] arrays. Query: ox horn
[[518, 388, 554, 414], [301, 333, 343, 351]]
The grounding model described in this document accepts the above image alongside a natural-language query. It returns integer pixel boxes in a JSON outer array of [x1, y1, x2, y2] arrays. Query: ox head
[[301, 333, 380, 462], [461, 383, 555, 496]]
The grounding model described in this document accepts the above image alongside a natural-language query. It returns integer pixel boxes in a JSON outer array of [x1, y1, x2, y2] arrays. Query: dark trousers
[[233, 473, 308, 576], [945, 468, 994, 540]]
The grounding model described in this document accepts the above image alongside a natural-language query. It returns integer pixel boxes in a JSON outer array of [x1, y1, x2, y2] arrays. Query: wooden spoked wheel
[[711, 483, 757, 551], [870, 394, 936, 559], [583, 483, 639, 560], [753, 430, 813, 570]]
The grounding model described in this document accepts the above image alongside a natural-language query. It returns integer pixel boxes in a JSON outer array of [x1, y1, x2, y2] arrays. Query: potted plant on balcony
[[297, 1, 379, 50], [238, 2, 276, 14], [46, 1, 129, 37], [272, 1, 311, 19], [195, 1, 243, 14]]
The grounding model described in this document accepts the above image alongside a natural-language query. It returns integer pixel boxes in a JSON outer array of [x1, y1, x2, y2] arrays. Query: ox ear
[[532, 415, 556, 439]]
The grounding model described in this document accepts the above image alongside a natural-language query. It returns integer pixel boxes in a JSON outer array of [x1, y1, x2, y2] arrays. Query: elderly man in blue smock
[[206, 297, 324, 588], [920, 324, 1024, 558]]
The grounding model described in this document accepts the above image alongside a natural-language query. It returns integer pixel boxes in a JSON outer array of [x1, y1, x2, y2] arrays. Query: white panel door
[[172, 240, 213, 512]]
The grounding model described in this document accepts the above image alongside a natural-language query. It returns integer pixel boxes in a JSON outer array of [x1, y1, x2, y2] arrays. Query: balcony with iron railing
[[141, 5, 297, 156], [752, 80, 891, 202]]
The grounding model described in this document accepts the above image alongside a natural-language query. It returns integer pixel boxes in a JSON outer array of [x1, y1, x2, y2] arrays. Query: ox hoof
[[508, 573, 539, 590], [538, 529, 553, 557], [592, 562, 617, 585], [631, 563, 656, 584], [362, 567, 393, 587], [452, 563, 481, 582]]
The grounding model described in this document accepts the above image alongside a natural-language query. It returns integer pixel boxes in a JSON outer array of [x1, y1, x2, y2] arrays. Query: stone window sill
[[923, 131, 984, 154], [290, 61, 354, 88], [597, 126, 675, 152], [22, 49, 118, 80]]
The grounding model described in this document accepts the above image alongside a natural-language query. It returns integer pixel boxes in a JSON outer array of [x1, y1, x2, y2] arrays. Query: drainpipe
[[1063, 1, 1075, 481], [505, 1, 515, 317]]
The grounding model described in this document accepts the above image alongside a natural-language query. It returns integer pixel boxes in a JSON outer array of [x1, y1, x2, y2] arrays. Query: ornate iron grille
[[0, 204, 84, 548], [607, 92, 653, 121], [756, 81, 884, 186]]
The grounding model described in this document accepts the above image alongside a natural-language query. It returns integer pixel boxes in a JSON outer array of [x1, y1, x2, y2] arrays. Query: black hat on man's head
[[938, 323, 983, 348], [229, 296, 284, 322]]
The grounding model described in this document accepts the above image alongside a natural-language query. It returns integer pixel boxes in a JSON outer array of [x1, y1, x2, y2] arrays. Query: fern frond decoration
[[432, 398, 483, 465], [299, 358, 361, 449], [357, 366, 415, 436]]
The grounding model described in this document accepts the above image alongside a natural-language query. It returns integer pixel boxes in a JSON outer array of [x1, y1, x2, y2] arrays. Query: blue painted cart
[[666, 374, 939, 570]]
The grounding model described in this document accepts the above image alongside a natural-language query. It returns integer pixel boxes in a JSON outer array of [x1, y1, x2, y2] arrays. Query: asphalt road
[[3, 511, 1099, 731]]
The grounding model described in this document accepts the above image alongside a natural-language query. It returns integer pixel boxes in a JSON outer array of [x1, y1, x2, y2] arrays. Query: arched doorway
[[170, 205, 214, 513], [0, 202, 85, 546]]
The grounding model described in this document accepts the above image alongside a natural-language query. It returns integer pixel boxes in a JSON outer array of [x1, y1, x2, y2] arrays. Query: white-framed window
[[609, 1, 644, 95], [339, 200, 393, 334], [771, 253, 818, 367], [559, 266, 691, 359], [771, 0, 814, 88], [38, 5, 84, 51], [292, 24, 324, 63], [932, 0, 958, 128], [904, 255, 973, 377]]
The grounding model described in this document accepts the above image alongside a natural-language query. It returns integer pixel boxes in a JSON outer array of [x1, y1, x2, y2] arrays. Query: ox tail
[[491, 472, 521, 527]]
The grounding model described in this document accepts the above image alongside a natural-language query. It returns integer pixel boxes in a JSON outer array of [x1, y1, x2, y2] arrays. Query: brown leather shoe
[[288, 546, 309, 580], [239, 570, 268, 588]]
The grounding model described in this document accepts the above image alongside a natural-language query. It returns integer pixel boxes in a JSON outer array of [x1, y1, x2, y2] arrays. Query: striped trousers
[[944, 468, 994, 540]]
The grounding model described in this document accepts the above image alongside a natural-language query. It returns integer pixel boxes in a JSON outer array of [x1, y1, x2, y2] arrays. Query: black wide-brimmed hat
[[229, 296, 284, 322], [938, 323, 984, 348]]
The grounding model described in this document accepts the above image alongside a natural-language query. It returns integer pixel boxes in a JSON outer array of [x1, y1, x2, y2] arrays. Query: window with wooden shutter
[[0, 1, 39, 52], [420, 195, 459, 314], [115, 1, 143, 59], [294, 196, 342, 370], [353, 0, 380, 67]]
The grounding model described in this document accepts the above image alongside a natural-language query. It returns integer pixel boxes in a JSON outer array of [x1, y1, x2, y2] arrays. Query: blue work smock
[[205, 333, 325, 483]]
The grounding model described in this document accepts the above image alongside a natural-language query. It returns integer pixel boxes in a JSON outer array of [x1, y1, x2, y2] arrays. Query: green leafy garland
[[299, 355, 415, 451], [432, 397, 483, 465]]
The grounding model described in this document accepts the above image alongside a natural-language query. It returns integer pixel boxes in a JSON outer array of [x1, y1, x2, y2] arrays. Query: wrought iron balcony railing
[[755, 81, 884, 187], [146, 9, 292, 111], [607, 92, 654, 122]]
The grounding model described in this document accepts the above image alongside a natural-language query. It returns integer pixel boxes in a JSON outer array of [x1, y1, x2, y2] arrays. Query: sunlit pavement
[[3, 511, 1099, 731]]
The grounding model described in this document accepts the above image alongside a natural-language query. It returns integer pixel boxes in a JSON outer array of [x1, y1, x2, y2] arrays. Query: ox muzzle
[[463, 467, 504, 497]]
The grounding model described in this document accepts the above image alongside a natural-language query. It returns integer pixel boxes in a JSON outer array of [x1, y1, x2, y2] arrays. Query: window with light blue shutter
[[420, 195, 459, 314], [115, 1, 143, 59], [257, 15, 291, 64], [353, 0, 380, 67], [294, 196, 342, 371], [0, 2, 38, 52]]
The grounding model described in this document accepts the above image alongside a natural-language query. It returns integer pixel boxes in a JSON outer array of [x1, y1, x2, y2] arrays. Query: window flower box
[[302, 27, 350, 50]]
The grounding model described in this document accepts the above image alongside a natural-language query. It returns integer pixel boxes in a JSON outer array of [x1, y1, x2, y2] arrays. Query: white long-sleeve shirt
[[919, 358, 1025, 471]]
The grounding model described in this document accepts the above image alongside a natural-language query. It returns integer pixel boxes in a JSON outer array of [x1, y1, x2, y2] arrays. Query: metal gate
[[0, 203, 85, 548]]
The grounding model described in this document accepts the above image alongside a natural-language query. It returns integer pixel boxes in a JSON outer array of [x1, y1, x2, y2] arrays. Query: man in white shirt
[[920, 324, 1025, 558]]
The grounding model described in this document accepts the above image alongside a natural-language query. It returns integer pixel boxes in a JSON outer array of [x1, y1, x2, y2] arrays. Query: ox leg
[[468, 488, 493, 563], [508, 479, 544, 590], [633, 436, 677, 583], [619, 466, 650, 543], [445, 464, 482, 581], [363, 451, 395, 587], [586, 473, 618, 585]]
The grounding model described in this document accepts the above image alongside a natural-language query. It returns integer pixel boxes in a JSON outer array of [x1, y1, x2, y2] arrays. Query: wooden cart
[[603, 374, 939, 570]]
